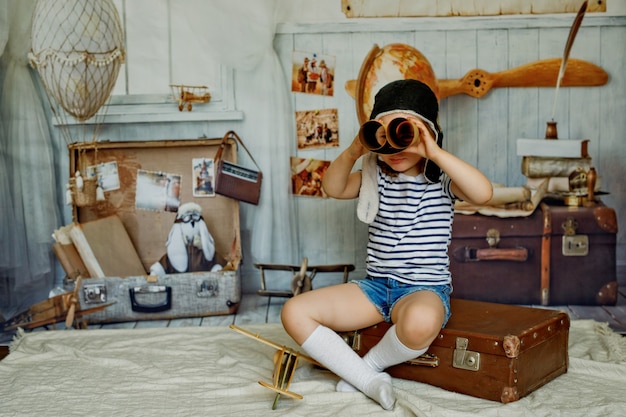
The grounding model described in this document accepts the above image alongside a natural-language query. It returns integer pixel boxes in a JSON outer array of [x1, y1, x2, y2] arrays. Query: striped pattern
[[367, 170, 455, 285]]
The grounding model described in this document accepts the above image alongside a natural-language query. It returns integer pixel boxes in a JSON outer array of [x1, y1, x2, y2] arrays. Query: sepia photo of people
[[296, 108, 339, 150], [291, 51, 336, 96], [290, 157, 330, 198]]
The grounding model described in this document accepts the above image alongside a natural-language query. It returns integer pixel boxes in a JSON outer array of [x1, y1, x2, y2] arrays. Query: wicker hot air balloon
[[28, 0, 125, 123], [28, 0, 125, 207]]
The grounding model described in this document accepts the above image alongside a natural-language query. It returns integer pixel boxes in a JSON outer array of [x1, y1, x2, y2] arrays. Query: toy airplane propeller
[[230, 324, 322, 410]]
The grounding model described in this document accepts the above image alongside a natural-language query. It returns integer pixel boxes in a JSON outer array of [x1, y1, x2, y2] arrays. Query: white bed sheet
[[0, 320, 625, 417]]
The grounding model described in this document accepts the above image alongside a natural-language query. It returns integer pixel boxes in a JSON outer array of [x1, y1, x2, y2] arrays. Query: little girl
[[281, 79, 493, 410]]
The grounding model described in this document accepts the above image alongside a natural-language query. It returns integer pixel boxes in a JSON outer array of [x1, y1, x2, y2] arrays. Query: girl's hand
[[407, 118, 440, 160], [347, 133, 369, 162]]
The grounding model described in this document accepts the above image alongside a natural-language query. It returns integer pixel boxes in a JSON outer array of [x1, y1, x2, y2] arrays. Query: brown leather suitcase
[[449, 200, 618, 305], [344, 298, 570, 403]]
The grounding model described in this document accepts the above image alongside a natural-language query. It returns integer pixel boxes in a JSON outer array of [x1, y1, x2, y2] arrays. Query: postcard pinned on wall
[[135, 169, 181, 212], [86, 161, 120, 192], [291, 157, 331, 198], [292, 50, 336, 96], [192, 158, 215, 197], [296, 108, 339, 150]]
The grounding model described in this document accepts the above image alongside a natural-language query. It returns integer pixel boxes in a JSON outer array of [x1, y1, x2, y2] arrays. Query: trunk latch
[[562, 218, 588, 256], [453, 337, 480, 371]]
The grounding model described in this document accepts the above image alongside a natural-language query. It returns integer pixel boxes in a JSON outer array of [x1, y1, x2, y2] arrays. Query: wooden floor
[[1, 267, 624, 360]]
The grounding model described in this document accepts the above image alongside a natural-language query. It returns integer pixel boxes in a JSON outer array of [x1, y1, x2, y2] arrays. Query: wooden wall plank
[[444, 30, 479, 165], [476, 29, 510, 183], [597, 25, 626, 264]]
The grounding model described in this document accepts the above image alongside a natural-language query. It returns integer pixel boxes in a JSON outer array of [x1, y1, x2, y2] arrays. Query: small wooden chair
[[254, 260, 355, 298]]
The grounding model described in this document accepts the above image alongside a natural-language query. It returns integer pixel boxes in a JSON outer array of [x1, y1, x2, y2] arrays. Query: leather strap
[[472, 247, 528, 262], [540, 202, 552, 306], [214, 130, 262, 172]]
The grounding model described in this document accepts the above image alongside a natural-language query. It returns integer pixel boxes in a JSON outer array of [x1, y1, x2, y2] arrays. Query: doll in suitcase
[[281, 79, 493, 410], [150, 202, 223, 276]]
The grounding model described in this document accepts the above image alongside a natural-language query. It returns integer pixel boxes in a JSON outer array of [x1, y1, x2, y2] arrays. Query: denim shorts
[[353, 277, 452, 327]]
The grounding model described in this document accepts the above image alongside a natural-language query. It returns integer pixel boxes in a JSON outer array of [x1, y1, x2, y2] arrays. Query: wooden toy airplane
[[2, 276, 115, 331], [229, 324, 322, 410], [169, 84, 211, 111]]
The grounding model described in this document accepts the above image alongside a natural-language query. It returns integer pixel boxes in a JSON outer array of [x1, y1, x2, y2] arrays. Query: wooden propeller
[[65, 275, 83, 328], [345, 57, 608, 101], [437, 57, 608, 99], [290, 257, 312, 296]]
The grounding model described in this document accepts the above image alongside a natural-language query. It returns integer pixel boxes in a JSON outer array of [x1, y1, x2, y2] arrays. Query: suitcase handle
[[129, 285, 172, 313], [454, 247, 528, 262]]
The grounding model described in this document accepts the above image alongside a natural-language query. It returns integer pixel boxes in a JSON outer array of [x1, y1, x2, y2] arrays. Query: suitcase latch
[[453, 337, 480, 371], [341, 331, 361, 351], [83, 284, 107, 304], [561, 218, 589, 256], [486, 229, 500, 248]]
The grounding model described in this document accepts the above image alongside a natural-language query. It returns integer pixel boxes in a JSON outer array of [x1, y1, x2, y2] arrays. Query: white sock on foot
[[336, 324, 428, 393], [302, 325, 396, 410]]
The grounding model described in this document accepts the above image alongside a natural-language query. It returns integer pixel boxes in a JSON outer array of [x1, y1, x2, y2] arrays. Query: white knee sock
[[337, 324, 428, 393], [301, 325, 396, 410]]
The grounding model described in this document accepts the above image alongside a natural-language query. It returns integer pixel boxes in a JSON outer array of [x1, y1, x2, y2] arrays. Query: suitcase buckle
[[486, 229, 500, 248], [341, 331, 361, 351], [453, 337, 480, 371], [561, 218, 589, 256]]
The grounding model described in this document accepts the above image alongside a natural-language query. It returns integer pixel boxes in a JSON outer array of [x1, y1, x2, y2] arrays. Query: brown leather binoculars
[[358, 117, 420, 154]]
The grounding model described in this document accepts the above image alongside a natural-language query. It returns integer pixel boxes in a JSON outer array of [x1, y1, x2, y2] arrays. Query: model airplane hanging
[[230, 324, 322, 410]]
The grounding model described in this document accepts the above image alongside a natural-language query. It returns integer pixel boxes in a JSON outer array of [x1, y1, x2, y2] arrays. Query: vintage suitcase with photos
[[449, 200, 618, 306], [65, 138, 243, 323], [345, 298, 570, 403]]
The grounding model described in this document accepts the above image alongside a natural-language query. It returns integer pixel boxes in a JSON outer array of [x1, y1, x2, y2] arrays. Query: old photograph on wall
[[291, 157, 330, 198], [292, 51, 336, 96], [86, 161, 120, 192], [295, 108, 339, 150]]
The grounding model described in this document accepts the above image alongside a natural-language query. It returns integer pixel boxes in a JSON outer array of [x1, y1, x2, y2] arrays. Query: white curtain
[[0, 0, 61, 317], [176, 0, 298, 265]]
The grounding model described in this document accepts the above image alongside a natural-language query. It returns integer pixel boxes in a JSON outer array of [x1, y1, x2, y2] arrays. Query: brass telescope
[[358, 117, 420, 154]]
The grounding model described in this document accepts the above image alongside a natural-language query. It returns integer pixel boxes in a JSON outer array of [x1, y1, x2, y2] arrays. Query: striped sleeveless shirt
[[366, 168, 455, 285]]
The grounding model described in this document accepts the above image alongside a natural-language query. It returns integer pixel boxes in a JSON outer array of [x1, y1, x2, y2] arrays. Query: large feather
[[551, 1, 588, 121]]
